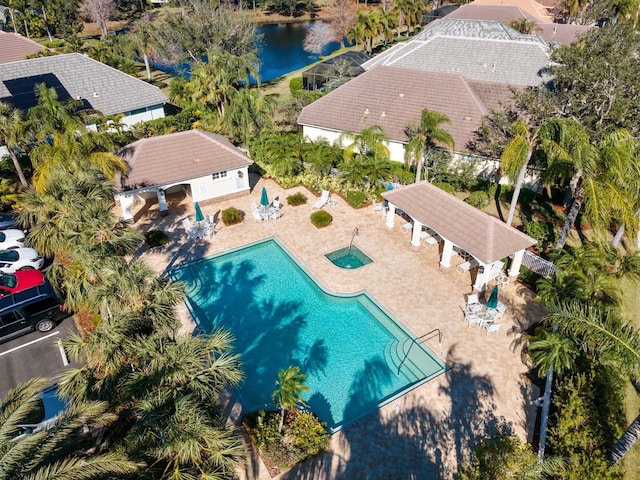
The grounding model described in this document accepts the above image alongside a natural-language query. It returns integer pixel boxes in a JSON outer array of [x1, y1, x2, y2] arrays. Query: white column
[[119, 194, 134, 222], [411, 221, 423, 248], [385, 203, 396, 229], [474, 262, 490, 292], [440, 239, 454, 268], [509, 250, 525, 278], [157, 189, 168, 216]]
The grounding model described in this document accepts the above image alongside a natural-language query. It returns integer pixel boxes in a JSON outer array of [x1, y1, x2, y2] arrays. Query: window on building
[[212, 171, 227, 180]]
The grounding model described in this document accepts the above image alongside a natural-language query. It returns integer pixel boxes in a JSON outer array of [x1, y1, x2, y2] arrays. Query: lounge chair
[[313, 190, 330, 209], [372, 201, 383, 213], [457, 259, 478, 274]]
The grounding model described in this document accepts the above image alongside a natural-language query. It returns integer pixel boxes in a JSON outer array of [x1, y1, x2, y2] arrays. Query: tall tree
[[554, 129, 640, 250], [404, 108, 455, 183], [80, 0, 116, 38], [544, 301, 640, 464], [500, 118, 580, 227], [0, 103, 29, 187], [272, 366, 309, 433], [0, 379, 138, 479]]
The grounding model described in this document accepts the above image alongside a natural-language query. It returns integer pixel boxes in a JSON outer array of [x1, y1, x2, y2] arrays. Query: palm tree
[[508, 18, 539, 34], [0, 379, 138, 479], [346, 21, 366, 51], [553, 129, 640, 251], [500, 118, 581, 227], [264, 131, 306, 176], [272, 366, 309, 433], [224, 88, 274, 143], [544, 301, 640, 464], [0, 102, 29, 187], [404, 108, 455, 183]]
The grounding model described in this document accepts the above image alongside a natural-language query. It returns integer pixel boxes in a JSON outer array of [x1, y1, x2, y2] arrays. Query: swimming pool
[[169, 239, 446, 432]]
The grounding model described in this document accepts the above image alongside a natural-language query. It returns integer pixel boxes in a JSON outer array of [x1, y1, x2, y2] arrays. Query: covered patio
[[383, 182, 536, 292]]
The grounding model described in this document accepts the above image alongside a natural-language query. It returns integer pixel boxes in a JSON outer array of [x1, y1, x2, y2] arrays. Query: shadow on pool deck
[[130, 177, 543, 480]]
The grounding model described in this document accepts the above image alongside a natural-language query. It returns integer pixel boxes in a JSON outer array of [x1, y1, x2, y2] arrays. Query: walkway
[[132, 178, 544, 479]]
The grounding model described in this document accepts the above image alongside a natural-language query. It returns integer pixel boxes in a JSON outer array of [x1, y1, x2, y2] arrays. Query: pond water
[[257, 22, 341, 82], [156, 21, 341, 83]]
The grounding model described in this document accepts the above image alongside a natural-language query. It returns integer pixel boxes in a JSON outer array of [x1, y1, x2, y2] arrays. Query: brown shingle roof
[[116, 130, 252, 192], [297, 66, 516, 153], [469, 0, 553, 23], [383, 182, 535, 264], [0, 31, 45, 64]]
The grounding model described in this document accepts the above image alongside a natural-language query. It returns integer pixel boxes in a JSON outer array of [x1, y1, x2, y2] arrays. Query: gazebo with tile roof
[[383, 181, 536, 291]]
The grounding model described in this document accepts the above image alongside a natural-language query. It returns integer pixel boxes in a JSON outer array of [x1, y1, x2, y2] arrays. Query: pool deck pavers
[[132, 177, 544, 480]]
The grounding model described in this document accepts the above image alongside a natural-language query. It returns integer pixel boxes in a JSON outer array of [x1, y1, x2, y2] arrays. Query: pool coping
[[167, 236, 449, 434]]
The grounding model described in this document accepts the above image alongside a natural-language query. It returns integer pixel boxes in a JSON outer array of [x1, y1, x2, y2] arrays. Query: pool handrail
[[397, 328, 442, 376]]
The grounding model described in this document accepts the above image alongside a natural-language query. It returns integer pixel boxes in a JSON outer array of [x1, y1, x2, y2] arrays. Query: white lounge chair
[[313, 190, 330, 209], [465, 312, 482, 328], [466, 293, 482, 313], [457, 259, 478, 274], [372, 201, 383, 213]]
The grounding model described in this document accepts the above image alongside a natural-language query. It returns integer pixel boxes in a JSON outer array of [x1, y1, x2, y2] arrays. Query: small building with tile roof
[[362, 19, 551, 87], [114, 130, 253, 220], [383, 181, 536, 290], [298, 65, 516, 165], [0, 53, 167, 127], [444, 4, 593, 44], [0, 31, 46, 64]]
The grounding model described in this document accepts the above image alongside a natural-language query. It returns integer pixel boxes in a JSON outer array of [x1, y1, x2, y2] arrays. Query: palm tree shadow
[[281, 345, 511, 479], [495, 183, 505, 223]]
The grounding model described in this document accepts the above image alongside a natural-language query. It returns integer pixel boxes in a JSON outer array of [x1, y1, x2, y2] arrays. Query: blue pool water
[[326, 245, 373, 269], [169, 239, 446, 432]]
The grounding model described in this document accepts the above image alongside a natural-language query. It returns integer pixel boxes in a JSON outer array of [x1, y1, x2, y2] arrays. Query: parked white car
[[0, 248, 44, 273], [0, 229, 25, 250]]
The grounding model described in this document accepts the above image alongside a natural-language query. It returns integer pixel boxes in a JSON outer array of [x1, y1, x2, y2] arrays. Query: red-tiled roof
[[116, 130, 252, 191], [0, 31, 45, 64], [298, 66, 516, 153], [383, 182, 535, 264]]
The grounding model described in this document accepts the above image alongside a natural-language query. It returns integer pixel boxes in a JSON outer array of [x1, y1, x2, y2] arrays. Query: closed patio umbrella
[[260, 187, 269, 211], [194, 202, 204, 223], [487, 285, 499, 309]]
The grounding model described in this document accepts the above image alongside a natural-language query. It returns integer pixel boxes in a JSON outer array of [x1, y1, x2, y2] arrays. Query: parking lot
[[0, 317, 77, 398]]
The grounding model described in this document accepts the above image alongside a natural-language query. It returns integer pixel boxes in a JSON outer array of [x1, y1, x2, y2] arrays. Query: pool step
[[384, 339, 422, 383]]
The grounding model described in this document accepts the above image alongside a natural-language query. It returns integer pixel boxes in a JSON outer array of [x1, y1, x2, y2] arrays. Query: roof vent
[[93, 92, 99, 98], [364, 108, 370, 115], [193, 158, 200, 163], [399, 93, 405, 98], [381, 111, 386, 118], [465, 116, 472, 121]]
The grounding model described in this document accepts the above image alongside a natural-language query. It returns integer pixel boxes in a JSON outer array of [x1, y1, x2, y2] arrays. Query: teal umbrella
[[260, 187, 269, 209], [194, 202, 204, 223], [487, 285, 499, 309]]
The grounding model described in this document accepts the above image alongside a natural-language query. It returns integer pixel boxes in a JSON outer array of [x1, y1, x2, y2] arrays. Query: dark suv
[[0, 282, 70, 343]]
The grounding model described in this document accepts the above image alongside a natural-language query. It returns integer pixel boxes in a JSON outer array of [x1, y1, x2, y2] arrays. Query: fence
[[522, 250, 556, 278]]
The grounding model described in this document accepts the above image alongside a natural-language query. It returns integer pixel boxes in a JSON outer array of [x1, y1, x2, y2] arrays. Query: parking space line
[[57, 339, 69, 366], [0, 331, 60, 357]]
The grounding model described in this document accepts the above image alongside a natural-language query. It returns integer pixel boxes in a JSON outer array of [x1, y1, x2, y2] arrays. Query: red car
[[0, 270, 45, 297]]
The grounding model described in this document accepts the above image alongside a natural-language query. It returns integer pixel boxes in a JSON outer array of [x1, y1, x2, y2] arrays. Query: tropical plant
[[287, 192, 308, 206], [0, 102, 29, 187], [310, 210, 333, 228], [508, 18, 539, 34], [144, 229, 169, 248], [404, 108, 455, 183], [500, 118, 581, 226], [272, 366, 310, 433], [0, 379, 138, 479], [553, 129, 640, 251], [544, 301, 640, 464], [222, 206, 243, 225]]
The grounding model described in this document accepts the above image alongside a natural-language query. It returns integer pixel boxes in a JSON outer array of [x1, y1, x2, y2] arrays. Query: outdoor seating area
[[251, 188, 283, 223], [182, 215, 214, 240], [313, 190, 336, 209], [463, 288, 506, 335]]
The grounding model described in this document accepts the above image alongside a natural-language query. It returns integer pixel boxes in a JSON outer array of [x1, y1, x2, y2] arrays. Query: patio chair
[[424, 235, 440, 248], [313, 190, 330, 209], [252, 209, 264, 223], [466, 293, 482, 313], [372, 201, 383, 213], [269, 207, 282, 222], [464, 312, 483, 328], [485, 323, 503, 336]]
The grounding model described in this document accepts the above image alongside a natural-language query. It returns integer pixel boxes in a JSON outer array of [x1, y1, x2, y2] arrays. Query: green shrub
[[432, 181, 455, 195], [221, 207, 243, 226], [310, 210, 332, 228], [287, 192, 308, 206], [523, 220, 557, 252], [289, 411, 329, 455], [346, 190, 367, 208], [289, 77, 303, 96], [464, 191, 490, 209], [144, 229, 168, 248]]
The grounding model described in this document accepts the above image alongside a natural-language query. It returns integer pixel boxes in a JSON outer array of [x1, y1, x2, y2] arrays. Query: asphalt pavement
[[0, 317, 78, 398]]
